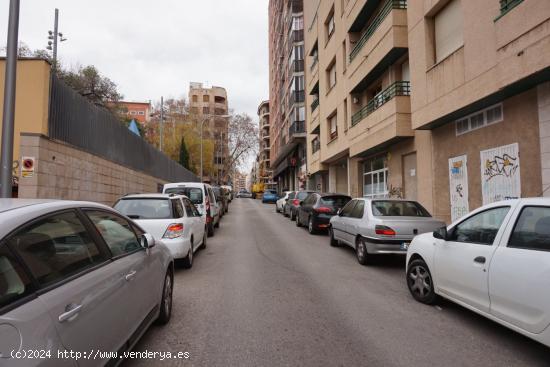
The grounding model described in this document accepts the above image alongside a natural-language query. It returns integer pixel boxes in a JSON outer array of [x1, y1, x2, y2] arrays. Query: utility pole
[[0, 0, 20, 198], [159, 96, 164, 152], [47, 9, 66, 71]]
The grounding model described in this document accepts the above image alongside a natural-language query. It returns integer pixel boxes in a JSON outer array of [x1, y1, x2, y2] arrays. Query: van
[[163, 182, 220, 237]]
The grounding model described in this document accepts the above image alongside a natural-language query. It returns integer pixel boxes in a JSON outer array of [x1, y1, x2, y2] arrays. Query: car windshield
[[164, 187, 203, 205], [265, 190, 276, 195], [296, 191, 312, 200], [372, 201, 431, 217], [321, 196, 351, 208], [114, 198, 173, 219]]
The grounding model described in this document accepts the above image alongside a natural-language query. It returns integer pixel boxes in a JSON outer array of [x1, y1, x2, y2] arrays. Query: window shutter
[[434, 0, 463, 63]]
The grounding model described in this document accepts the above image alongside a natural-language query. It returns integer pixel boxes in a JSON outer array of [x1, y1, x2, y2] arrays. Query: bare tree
[[224, 112, 259, 180]]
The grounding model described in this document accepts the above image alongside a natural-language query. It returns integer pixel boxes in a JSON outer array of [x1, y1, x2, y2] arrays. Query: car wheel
[[308, 217, 316, 234], [407, 259, 438, 304], [201, 229, 207, 249], [283, 207, 288, 217], [276, 205, 280, 213], [290, 209, 296, 221], [356, 237, 373, 266], [207, 223, 214, 237], [214, 218, 220, 228], [181, 241, 193, 269], [329, 226, 339, 247], [156, 269, 173, 325], [295, 213, 301, 227]]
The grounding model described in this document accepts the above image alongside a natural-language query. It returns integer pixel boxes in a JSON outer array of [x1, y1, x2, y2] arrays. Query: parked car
[[221, 185, 233, 202], [262, 190, 279, 204], [282, 191, 296, 217], [236, 190, 253, 198], [296, 193, 351, 234], [276, 191, 292, 213], [330, 199, 445, 265], [113, 193, 206, 268], [212, 186, 228, 216], [163, 182, 220, 237], [285, 190, 315, 221], [406, 198, 550, 348], [0, 199, 174, 367]]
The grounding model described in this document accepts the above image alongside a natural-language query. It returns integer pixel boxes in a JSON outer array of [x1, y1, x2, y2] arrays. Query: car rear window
[[321, 196, 351, 208], [265, 190, 276, 195], [372, 201, 431, 217], [296, 192, 312, 200], [164, 187, 203, 205], [114, 198, 173, 219]]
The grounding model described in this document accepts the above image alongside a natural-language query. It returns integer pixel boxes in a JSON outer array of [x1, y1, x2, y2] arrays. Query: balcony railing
[[349, 0, 407, 62], [351, 81, 410, 126], [289, 120, 306, 136], [289, 59, 304, 73], [311, 98, 319, 113], [499, 0, 523, 15], [289, 90, 305, 106]]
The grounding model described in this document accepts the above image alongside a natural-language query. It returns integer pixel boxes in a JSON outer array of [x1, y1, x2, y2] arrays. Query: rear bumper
[[262, 197, 277, 203], [312, 216, 331, 230], [363, 237, 411, 255], [161, 237, 191, 259]]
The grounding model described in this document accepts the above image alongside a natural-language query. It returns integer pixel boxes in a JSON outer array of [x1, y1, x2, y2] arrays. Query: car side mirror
[[433, 226, 448, 240], [141, 233, 155, 249]]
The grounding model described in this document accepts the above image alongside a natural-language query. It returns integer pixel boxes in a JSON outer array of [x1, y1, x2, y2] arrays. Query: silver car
[[0, 199, 174, 366], [329, 199, 445, 265]]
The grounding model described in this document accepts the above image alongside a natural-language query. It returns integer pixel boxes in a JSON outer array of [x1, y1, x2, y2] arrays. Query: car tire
[[181, 241, 193, 269], [407, 259, 438, 305], [290, 210, 296, 221], [356, 237, 373, 266], [283, 208, 288, 217], [329, 227, 339, 247], [308, 216, 316, 235], [201, 229, 207, 249], [214, 218, 220, 228], [295, 213, 301, 227], [156, 269, 173, 325], [207, 223, 214, 237], [276, 205, 280, 213]]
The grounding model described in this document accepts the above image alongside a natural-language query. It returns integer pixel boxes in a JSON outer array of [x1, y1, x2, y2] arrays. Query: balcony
[[262, 133, 270, 141], [311, 98, 319, 113], [499, 0, 523, 16], [289, 59, 304, 74], [288, 120, 306, 143], [349, 0, 407, 62], [351, 81, 410, 126], [289, 90, 305, 107], [311, 139, 320, 154]]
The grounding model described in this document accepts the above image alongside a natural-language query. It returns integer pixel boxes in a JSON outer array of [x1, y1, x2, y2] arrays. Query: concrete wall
[[0, 59, 50, 178], [539, 82, 550, 196], [18, 134, 167, 206]]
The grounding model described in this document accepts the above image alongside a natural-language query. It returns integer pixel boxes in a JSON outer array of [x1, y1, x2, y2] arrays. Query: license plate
[[400, 242, 410, 250]]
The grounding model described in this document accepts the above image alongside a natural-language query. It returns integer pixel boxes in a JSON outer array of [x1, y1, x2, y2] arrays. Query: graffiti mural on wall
[[387, 185, 403, 199], [448, 155, 469, 222], [480, 143, 521, 205]]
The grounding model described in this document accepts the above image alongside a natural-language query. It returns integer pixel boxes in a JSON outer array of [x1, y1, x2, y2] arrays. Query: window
[[343, 98, 348, 132], [192, 95, 198, 103], [0, 245, 34, 309], [138, 111, 145, 115], [351, 200, 365, 219], [183, 199, 200, 217], [130, 111, 137, 115], [327, 61, 337, 89], [293, 16, 304, 31], [8, 211, 107, 286], [86, 211, 142, 257], [164, 187, 203, 205], [372, 201, 431, 217], [329, 114, 338, 140], [203, 107, 210, 114], [363, 156, 388, 198], [449, 207, 511, 245], [342, 40, 347, 72], [455, 104, 503, 136], [114, 198, 173, 219], [172, 199, 185, 218], [509, 206, 550, 251], [434, 0, 463, 63], [340, 200, 356, 217], [326, 11, 335, 42], [203, 95, 210, 102]]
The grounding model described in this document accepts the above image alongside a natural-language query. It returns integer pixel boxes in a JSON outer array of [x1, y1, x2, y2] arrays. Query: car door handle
[[474, 256, 486, 264], [125, 270, 137, 281], [58, 303, 82, 323]]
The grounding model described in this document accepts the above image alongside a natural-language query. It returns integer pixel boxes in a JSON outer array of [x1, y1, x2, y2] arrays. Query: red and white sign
[[21, 157, 35, 178]]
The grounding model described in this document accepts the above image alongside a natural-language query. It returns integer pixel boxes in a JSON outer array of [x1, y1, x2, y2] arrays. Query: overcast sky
[[0, 0, 269, 119]]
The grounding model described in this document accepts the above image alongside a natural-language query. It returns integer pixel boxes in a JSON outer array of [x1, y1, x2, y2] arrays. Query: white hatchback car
[[276, 191, 292, 213], [406, 198, 550, 348], [114, 194, 206, 268]]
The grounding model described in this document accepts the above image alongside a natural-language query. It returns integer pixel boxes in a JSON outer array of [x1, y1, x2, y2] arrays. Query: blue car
[[262, 190, 279, 203]]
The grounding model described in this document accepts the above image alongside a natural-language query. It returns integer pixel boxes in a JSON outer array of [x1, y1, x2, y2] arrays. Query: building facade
[[258, 100, 275, 189], [299, 0, 549, 222], [188, 82, 230, 184], [116, 101, 151, 124], [269, 0, 307, 193]]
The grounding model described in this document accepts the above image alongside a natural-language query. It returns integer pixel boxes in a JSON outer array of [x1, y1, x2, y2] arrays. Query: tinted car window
[[509, 206, 550, 251], [321, 196, 351, 208], [340, 200, 356, 217], [172, 199, 185, 218], [265, 190, 277, 195], [165, 187, 203, 205], [0, 245, 34, 308], [8, 211, 107, 287], [86, 211, 142, 257], [288, 192, 296, 199], [450, 207, 510, 245], [182, 199, 199, 217], [372, 201, 431, 217], [351, 200, 365, 219], [114, 198, 173, 219], [296, 192, 312, 200]]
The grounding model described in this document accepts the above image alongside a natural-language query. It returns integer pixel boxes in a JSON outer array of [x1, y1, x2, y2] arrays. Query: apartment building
[[116, 101, 151, 124], [302, 0, 550, 222], [269, 0, 307, 192], [188, 82, 230, 184], [258, 100, 276, 189]]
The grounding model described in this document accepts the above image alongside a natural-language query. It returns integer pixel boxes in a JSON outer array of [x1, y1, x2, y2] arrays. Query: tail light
[[375, 225, 396, 236], [163, 223, 184, 239], [292, 199, 299, 206], [315, 207, 332, 213], [205, 197, 211, 216]]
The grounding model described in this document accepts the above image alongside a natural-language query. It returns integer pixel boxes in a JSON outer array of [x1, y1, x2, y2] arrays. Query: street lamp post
[[46, 8, 67, 71], [0, 0, 20, 198]]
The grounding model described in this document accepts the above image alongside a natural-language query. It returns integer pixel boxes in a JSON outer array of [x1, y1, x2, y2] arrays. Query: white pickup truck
[[406, 198, 550, 348]]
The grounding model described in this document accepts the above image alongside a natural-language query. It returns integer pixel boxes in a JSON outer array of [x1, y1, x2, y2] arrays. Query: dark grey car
[[284, 191, 314, 221], [329, 199, 445, 265]]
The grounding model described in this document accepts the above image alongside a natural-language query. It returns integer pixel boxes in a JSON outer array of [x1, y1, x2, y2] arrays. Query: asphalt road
[[125, 198, 549, 367]]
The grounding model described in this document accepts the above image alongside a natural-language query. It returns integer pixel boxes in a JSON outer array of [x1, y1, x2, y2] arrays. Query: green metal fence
[[351, 81, 410, 126]]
